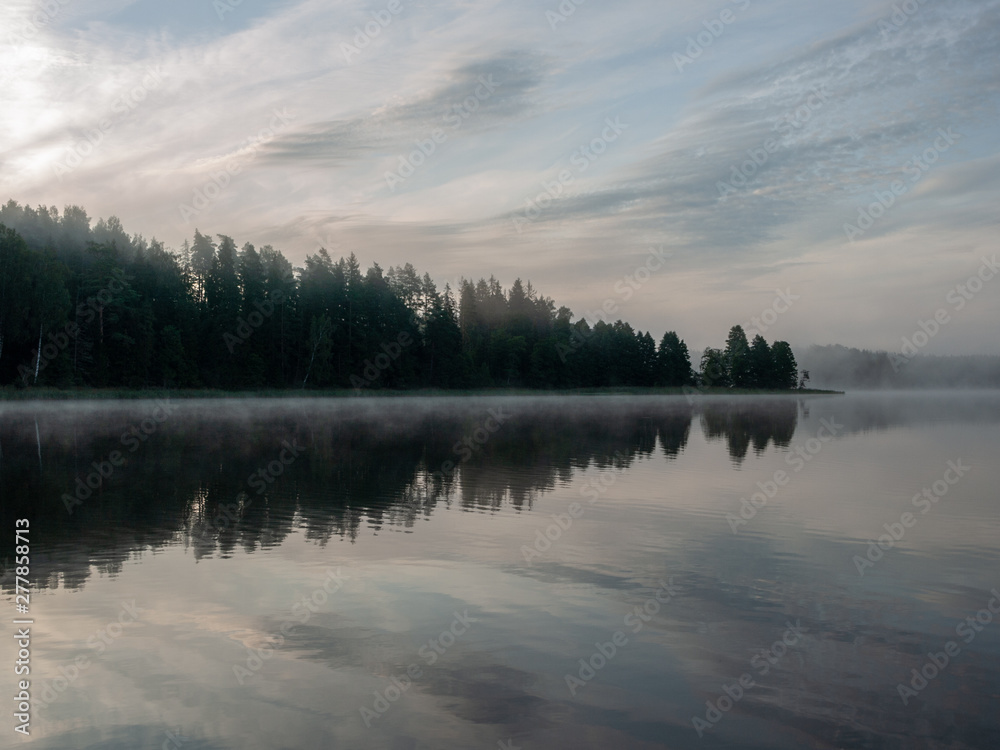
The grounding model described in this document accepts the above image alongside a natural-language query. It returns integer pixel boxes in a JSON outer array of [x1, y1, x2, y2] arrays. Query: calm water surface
[[1, 393, 999, 749]]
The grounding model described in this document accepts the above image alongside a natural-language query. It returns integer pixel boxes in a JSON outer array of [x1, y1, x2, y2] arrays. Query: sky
[[1, 0, 998, 355]]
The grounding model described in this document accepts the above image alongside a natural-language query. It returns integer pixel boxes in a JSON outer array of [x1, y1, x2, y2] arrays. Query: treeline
[[0, 200, 799, 391], [699, 326, 801, 391]]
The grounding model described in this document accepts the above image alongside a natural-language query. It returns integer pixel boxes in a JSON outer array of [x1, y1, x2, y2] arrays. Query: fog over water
[[1, 393, 999, 749]]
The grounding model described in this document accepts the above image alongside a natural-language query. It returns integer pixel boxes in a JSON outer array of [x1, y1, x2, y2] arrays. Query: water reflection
[[700, 400, 797, 462], [4, 393, 1000, 592], [1, 393, 999, 750], [0, 396, 802, 589]]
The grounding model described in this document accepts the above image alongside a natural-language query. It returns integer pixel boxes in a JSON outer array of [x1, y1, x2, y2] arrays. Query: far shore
[[0, 386, 843, 401]]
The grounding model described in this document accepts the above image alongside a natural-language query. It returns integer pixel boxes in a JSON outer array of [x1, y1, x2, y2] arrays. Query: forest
[[0, 200, 800, 391]]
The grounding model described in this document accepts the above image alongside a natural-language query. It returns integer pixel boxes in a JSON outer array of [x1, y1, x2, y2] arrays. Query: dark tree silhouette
[[0, 200, 807, 392]]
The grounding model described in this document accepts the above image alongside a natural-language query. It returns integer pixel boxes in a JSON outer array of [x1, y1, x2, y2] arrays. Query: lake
[[2, 393, 999, 749]]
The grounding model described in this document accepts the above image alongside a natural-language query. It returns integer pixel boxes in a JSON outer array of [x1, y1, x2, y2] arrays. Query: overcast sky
[[1, 0, 998, 354]]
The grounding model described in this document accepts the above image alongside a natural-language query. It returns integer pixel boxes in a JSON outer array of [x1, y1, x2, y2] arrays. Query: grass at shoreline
[[0, 386, 843, 401]]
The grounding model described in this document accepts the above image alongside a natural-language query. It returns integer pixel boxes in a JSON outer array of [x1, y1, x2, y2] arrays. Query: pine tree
[[724, 325, 751, 387], [747, 334, 772, 389], [771, 341, 798, 390], [657, 331, 693, 386]]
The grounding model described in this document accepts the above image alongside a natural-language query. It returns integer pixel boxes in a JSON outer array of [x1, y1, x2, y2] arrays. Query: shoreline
[[0, 386, 843, 401]]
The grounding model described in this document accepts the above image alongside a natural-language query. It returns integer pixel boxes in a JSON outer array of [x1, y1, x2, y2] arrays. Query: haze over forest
[[1, 200, 997, 391], [0, 200, 794, 391]]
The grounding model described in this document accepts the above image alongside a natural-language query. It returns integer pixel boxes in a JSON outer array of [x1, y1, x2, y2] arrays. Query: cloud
[[492, 0, 1000, 253], [259, 51, 549, 165]]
